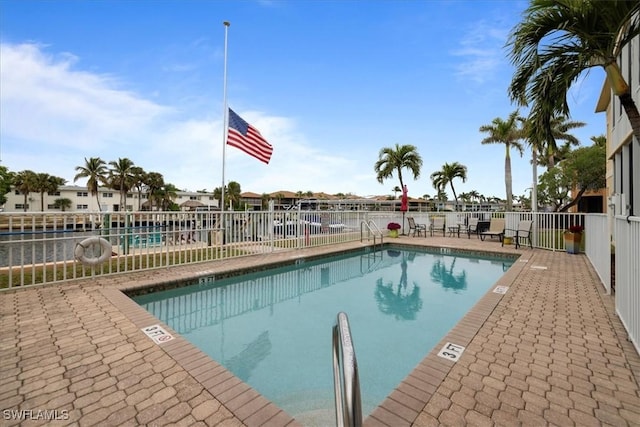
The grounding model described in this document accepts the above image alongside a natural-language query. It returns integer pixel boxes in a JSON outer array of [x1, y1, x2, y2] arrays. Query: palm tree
[[74, 157, 107, 211], [479, 111, 525, 211], [32, 173, 66, 211], [227, 181, 242, 210], [519, 114, 585, 211], [13, 170, 37, 212], [430, 162, 468, 211], [392, 186, 401, 199], [468, 190, 481, 204], [261, 193, 271, 210], [0, 166, 14, 207], [157, 183, 179, 210], [374, 144, 423, 194], [540, 116, 585, 168], [129, 166, 146, 211], [508, 0, 640, 147], [144, 172, 165, 211], [108, 158, 135, 212], [54, 198, 73, 212], [213, 187, 223, 208]]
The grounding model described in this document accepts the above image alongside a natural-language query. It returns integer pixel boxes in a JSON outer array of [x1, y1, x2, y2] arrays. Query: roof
[[180, 200, 205, 207]]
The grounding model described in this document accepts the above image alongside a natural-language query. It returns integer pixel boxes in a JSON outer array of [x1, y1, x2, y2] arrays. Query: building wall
[[598, 26, 639, 217], [2, 186, 217, 213]]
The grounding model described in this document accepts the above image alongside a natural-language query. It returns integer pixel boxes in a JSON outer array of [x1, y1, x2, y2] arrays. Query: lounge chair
[[479, 218, 505, 242], [430, 217, 446, 237], [464, 217, 480, 239], [407, 217, 427, 237], [503, 220, 533, 249]]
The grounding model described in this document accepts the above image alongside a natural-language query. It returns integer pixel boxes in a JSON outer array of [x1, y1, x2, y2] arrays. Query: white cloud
[[451, 19, 511, 84], [0, 42, 374, 196]]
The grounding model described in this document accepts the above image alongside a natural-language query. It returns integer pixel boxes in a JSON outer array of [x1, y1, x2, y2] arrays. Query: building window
[[47, 204, 57, 210], [76, 204, 88, 210], [15, 204, 29, 210], [77, 192, 88, 197], [47, 191, 61, 196], [103, 193, 113, 198], [190, 196, 197, 200], [14, 190, 20, 195]]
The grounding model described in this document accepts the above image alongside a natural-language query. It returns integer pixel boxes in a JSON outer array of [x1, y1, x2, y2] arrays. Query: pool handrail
[[332, 311, 363, 427], [360, 220, 383, 249]]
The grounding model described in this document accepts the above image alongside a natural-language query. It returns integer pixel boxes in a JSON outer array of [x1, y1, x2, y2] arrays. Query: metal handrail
[[332, 312, 362, 427], [360, 220, 383, 249]]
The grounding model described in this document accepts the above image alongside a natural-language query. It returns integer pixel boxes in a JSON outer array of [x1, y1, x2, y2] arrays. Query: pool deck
[[1, 235, 639, 426]]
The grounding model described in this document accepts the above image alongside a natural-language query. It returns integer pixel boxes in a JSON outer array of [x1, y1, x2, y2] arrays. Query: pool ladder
[[360, 220, 383, 250], [332, 312, 363, 427]]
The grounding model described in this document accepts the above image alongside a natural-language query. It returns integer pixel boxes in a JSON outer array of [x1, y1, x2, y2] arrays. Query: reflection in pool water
[[134, 247, 514, 425]]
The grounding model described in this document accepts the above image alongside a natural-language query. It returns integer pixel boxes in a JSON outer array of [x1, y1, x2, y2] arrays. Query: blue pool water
[[133, 247, 513, 425]]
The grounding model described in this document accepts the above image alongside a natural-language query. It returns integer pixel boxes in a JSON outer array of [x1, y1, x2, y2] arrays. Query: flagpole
[[221, 21, 230, 214]]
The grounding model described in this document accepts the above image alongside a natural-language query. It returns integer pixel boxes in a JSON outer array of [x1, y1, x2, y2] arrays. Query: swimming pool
[[133, 247, 514, 425]]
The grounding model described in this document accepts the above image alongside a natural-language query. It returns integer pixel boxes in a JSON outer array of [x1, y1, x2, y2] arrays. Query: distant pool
[[133, 247, 514, 425]]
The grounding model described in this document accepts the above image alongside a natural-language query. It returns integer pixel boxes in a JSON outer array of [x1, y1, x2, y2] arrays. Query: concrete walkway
[[1, 236, 639, 426]]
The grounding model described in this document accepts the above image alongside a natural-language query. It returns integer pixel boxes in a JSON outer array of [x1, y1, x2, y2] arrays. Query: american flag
[[227, 108, 273, 164]]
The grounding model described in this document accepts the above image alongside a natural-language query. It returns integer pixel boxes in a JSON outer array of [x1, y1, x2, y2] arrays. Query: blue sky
[[0, 0, 606, 200]]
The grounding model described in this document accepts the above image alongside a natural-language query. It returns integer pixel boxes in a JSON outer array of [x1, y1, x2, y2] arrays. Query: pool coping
[[103, 241, 527, 426], [365, 247, 529, 425]]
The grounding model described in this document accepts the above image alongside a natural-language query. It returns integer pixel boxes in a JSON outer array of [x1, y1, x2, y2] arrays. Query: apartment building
[[2, 185, 217, 213], [596, 24, 639, 217]]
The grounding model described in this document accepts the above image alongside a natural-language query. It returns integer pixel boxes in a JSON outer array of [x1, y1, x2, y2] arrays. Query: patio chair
[[479, 218, 505, 242], [430, 217, 446, 237], [503, 220, 533, 249], [464, 217, 480, 239], [407, 217, 427, 237]]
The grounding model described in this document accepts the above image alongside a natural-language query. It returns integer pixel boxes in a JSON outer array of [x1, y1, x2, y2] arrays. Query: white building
[[2, 185, 218, 213], [596, 20, 639, 218]]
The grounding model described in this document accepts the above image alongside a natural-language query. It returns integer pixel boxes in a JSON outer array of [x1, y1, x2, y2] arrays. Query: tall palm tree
[[129, 166, 146, 211], [108, 158, 135, 212], [430, 162, 467, 211], [508, 0, 640, 147], [144, 172, 165, 210], [13, 170, 37, 212], [32, 173, 66, 211], [374, 144, 423, 193], [157, 183, 179, 210], [468, 190, 481, 204], [519, 114, 585, 211], [74, 157, 108, 211], [540, 116, 585, 168], [479, 111, 525, 210], [227, 181, 242, 210]]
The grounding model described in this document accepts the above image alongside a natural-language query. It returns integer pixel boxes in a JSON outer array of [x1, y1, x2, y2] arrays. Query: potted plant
[[564, 224, 584, 254], [387, 222, 401, 238]]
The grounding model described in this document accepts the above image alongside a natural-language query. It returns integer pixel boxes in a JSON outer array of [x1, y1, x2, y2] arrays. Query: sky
[[0, 0, 607, 201]]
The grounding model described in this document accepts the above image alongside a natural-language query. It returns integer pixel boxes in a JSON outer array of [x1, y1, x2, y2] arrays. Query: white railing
[[614, 215, 640, 355], [0, 209, 618, 290], [585, 214, 611, 293]]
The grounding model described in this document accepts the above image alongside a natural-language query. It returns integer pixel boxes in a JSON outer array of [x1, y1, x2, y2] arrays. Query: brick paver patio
[[1, 236, 639, 426]]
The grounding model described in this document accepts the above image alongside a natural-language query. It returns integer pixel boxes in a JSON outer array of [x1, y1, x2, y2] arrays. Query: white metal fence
[[0, 209, 591, 288], [585, 214, 611, 293], [614, 215, 640, 354]]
